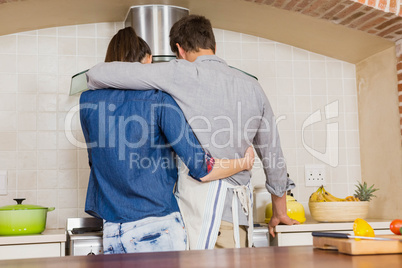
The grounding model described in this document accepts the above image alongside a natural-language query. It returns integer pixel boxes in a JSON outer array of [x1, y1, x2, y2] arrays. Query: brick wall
[[397, 39, 402, 131], [245, 0, 402, 135]]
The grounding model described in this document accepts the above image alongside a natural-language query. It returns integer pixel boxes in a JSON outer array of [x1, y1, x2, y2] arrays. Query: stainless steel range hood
[[70, 5, 188, 95], [124, 5, 189, 62]]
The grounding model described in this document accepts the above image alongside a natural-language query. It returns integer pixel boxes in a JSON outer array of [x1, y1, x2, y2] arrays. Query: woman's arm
[[200, 146, 254, 182]]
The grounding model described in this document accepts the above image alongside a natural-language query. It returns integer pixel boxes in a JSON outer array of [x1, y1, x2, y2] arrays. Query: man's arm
[[159, 94, 253, 182], [86, 61, 178, 95], [268, 194, 299, 237], [252, 88, 298, 236]]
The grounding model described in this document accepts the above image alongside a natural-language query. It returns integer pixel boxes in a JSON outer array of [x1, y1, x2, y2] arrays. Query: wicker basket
[[309, 201, 369, 222]]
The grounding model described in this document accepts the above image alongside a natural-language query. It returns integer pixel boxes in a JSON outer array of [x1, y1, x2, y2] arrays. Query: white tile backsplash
[[259, 43, 275, 61], [58, 189, 78, 208], [310, 61, 326, 78], [0, 24, 361, 227], [0, 73, 17, 92], [276, 61, 293, 78], [17, 35, 38, 55], [37, 131, 57, 150], [77, 38, 96, 56], [37, 150, 57, 170], [37, 170, 58, 189], [224, 42, 242, 60], [77, 24, 96, 37], [58, 56, 76, 75], [38, 36, 58, 55], [38, 55, 58, 74], [57, 150, 78, 169], [0, 35, 17, 54], [38, 27, 57, 36], [96, 38, 110, 57], [18, 93, 37, 111], [38, 94, 57, 112], [97, 22, 117, 38], [18, 112, 36, 131], [18, 74, 37, 92], [293, 47, 309, 61], [17, 170, 38, 190], [0, 151, 17, 169], [37, 189, 58, 208], [0, 132, 17, 150], [275, 44, 292, 61], [17, 55, 38, 73], [58, 26, 76, 37], [37, 112, 57, 130], [0, 93, 17, 111], [223, 30, 241, 42], [57, 169, 78, 189], [38, 74, 58, 93], [242, 42, 258, 60], [0, 54, 17, 73], [17, 151, 37, 170], [18, 131, 37, 150]]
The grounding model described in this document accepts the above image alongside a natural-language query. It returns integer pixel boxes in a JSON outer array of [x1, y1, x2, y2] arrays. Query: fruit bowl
[[309, 201, 369, 222]]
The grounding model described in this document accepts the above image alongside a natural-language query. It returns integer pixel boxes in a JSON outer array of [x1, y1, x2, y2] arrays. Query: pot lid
[[0, 198, 48, 210]]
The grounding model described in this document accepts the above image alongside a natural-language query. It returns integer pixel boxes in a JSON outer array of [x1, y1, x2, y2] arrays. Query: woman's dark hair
[[169, 15, 216, 56], [137, 36, 152, 62], [105, 27, 151, 63]]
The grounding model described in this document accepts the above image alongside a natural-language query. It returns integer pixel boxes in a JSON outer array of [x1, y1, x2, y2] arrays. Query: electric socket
[[305, 164, 326, 187]]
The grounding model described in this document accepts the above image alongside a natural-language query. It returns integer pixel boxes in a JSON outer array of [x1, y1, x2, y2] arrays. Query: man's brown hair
[[105, 27, 151, 63], [169, 15, 216, 55]]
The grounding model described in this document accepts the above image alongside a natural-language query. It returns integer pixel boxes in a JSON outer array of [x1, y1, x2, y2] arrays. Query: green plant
[[353, 181, 379, 201]]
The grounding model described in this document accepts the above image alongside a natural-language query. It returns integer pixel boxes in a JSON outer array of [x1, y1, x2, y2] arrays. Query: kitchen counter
[[0, 229, 66, 245], [1, 246, 401, 268], [269, 218, 393, 246], [275, 218, 392, 232], [0, 229, 66, 260]]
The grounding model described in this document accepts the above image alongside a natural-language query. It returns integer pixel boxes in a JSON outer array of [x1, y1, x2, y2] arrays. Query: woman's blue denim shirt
[[80, 89, 213, 223]]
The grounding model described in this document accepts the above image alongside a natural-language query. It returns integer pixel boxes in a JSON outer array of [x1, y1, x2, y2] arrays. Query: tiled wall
[[0, 22, 360, 228], [0, 22, 124, 229]]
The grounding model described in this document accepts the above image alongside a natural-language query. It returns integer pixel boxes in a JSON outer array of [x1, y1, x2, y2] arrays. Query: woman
[[80, 27, 254, 254]]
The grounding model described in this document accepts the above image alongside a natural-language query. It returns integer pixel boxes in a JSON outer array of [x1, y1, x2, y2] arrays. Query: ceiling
[[0, 0, 394, 63]]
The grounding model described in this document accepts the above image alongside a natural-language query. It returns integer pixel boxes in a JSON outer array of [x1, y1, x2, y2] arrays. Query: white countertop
[[274, 218, 392, 233], [0, 229, 66, 246]]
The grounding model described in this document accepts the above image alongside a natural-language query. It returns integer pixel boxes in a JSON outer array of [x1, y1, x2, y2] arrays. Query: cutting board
[[313, 235, 402, 255]]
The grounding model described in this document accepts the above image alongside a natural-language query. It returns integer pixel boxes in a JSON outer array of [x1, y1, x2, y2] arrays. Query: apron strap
[[231, 190, 240, 248], [230, 183, 254, 248]]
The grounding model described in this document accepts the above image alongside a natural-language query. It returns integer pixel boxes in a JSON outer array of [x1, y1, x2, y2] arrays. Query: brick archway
[[245, 0, 402, 135]]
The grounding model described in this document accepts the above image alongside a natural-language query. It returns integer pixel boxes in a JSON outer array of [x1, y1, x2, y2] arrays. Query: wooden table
[[1, 246, 402, 267]]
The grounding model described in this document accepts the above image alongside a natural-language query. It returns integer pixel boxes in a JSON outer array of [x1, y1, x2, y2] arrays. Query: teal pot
[[0, 198, 55, 236]]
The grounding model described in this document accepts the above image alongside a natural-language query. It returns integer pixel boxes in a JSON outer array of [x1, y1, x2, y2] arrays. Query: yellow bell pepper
[[353, 218, 375, 240]]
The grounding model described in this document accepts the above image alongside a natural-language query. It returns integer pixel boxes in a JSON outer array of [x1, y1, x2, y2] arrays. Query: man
[[86, 15, 298, 249]]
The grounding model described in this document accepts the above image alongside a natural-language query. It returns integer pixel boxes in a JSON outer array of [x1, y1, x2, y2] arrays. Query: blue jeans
[[103, 212, 187, 254]]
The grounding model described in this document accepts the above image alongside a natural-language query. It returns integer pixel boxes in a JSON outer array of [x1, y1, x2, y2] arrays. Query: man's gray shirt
[[87, 55, 295, 225]]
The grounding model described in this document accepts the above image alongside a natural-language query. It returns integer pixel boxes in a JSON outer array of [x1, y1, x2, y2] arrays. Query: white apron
[[175, 160, 254, 249]]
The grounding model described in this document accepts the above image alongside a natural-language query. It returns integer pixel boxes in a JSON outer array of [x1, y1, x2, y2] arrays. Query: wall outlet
[[0, 170, 7, 195], [305, 165, 326, 187]]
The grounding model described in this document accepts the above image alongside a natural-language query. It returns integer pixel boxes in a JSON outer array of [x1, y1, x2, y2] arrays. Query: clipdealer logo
[[301, 100, 339, 167], [64, 100, 340, 167]]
